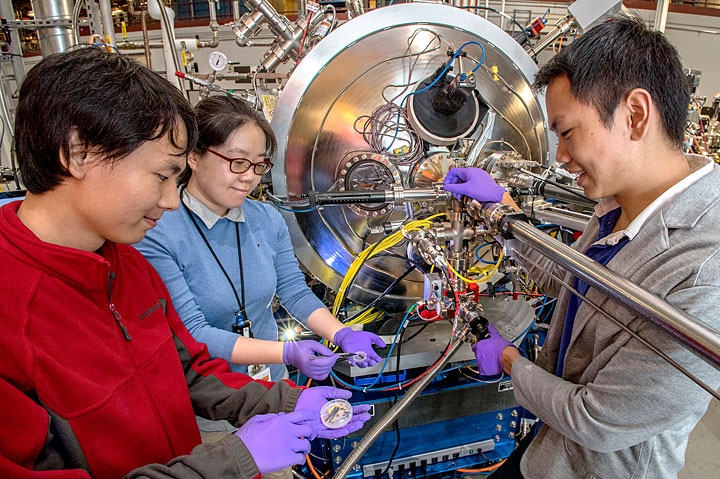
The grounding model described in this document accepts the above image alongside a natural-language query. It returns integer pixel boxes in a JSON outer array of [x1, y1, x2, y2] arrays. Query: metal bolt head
[[333, 445, 341, 452], [335, 456, 342, 464], [511, 410, 518, 417], [510, 421, 517, 428], [508, 432, 515, 439], [353, 465, 361, 472], [351, 442, 358, 448], [496, 413, 504, 420], [494, 435, 501, 442], [495, 424, 502, 431]]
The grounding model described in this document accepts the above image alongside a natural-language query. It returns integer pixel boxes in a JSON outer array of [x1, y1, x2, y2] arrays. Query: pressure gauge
[[208, 51, 228, 72]]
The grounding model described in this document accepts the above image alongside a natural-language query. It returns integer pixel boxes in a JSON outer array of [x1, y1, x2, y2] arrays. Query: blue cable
[[89, 42, 121, 54], [402, 41, 486, 106], [385, 41, 486, 152], [542, 8, 550, 23], [474, 242, 497, 264], [360, 304, 418, 391], [330, 359, 475, 392], [513, 8, 551, 38], [273, 202, 318, 213]]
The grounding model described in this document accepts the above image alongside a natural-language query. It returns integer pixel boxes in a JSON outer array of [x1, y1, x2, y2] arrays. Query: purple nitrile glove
[[234, 410, 319, 474], [443, 168, 506, 203], [315, 403, 373, 439], [295, 385, 352, 414], [333, 327, 386, 368], [471, 323, 514, 376], [283, 340, 338, 380]]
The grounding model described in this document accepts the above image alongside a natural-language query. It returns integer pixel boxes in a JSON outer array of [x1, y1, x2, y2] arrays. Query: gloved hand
[[333, 327, 386, 367], [283, 340, 338, 380], [235, 410, 319, 474], [472, 323, 514, 376], [296, 387, 373, 439], [443, 168, 506, 203], [295, 385, 351, 414]]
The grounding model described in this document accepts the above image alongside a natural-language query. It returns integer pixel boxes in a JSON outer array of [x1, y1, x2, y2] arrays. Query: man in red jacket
[[0, 48, 368, 479]]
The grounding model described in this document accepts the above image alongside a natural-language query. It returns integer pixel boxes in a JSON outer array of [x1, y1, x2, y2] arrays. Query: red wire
[[296, 12, 314, 63]]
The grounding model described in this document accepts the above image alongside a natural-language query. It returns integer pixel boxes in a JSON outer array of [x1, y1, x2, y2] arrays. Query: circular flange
[[336, 151, 401, 217], [411, 151, 453, 188]]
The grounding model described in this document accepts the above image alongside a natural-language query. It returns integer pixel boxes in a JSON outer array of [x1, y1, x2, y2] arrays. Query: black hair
[[533, 16, 689, 147], [15, 47, 198, 194], [177, 95, 277, 185]]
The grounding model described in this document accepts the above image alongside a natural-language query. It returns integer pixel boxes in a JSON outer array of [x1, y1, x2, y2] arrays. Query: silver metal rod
[[72, 0, 82, 45], [334, 325, 470, 479], [197, 0, 219, 47], [32, 0, 74, 55], [141, 10, 152, 66], [98, 0, 116, 47], [232, 0, 241, 22], [522, 205, 590, 232], [0, 0, 26, 86], [654, 0, 670, 33], [505, 217, 720, 370], [529, 14, 575, 60], [513, 249, 720, 402], [153, 0, 183, 91]]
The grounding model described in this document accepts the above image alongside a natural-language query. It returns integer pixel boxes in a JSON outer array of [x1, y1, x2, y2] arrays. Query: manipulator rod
[[468, 200, 720, 371], [307, 186, 450, 206]]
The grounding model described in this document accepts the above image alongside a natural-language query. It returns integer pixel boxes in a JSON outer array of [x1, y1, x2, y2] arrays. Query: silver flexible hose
[[334, 323, 470, 479]]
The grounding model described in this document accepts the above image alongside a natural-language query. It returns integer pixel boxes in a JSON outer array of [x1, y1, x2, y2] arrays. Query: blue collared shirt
[[555, 207, 629, 377]]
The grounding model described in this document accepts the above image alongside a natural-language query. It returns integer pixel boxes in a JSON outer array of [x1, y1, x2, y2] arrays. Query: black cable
[[343, 265, 417, 323], [520, 168, 597, 204], [402, 322, 429, 344], [380, 318, 407, 478], [10, 134, 19, 190]]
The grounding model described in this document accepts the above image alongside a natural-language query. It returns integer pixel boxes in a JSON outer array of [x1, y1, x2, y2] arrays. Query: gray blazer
[[511, 161, 720, 478]]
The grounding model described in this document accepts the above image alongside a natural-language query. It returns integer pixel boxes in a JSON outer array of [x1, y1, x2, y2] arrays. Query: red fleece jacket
[[0, 201, 301, 479]]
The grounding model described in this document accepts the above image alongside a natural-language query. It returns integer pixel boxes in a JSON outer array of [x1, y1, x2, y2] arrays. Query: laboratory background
[[1, 1, 719, 478]]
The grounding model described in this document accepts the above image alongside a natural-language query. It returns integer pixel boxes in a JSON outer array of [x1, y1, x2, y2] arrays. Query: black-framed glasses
[[207, 148, 274, 175]]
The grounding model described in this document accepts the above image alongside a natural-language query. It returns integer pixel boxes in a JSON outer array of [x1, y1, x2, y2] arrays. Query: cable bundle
[[332, 213, 446, 317], [356, 102, 425, 166]]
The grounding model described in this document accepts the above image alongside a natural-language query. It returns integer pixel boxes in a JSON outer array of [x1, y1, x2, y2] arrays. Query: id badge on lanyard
[[232, 310, 253, 338]]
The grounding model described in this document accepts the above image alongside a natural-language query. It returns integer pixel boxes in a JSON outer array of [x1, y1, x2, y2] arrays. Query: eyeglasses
[[206, 148, 274, 175]]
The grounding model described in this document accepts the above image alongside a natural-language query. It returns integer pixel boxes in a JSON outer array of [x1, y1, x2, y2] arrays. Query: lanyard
[[180, 187, 248, 325]]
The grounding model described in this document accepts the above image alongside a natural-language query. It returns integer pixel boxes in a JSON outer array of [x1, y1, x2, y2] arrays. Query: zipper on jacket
[[108, 272, 132, 341]]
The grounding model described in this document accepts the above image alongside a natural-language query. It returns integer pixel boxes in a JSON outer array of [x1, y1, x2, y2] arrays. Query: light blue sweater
[[135, 197, 326, 380]]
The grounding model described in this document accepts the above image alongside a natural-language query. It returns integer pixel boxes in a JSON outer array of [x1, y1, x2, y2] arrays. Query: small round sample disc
[[320, 399, 353, 429]]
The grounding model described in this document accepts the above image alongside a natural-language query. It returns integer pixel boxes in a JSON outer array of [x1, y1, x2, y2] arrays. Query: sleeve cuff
[[280, 383, 303, 413], [223, 434, 262, 479]]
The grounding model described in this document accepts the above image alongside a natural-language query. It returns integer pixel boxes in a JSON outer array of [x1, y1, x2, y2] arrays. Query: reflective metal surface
[[32, 0, 73, 55], [272, 4, 553, 308], [507, 219, 720, 371], [334, 295, 535, 377]]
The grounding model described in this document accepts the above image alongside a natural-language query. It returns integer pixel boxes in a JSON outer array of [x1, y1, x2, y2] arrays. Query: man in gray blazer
[[444, 16, 720, 478]]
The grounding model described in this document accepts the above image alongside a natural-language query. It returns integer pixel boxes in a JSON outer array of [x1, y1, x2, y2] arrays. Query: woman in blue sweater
[[136, 96, 384, 389]]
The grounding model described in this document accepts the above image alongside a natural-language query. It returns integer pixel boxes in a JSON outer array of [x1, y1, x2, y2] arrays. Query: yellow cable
[[332, 214, 446, 316], [448, 251, 505, 284]]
